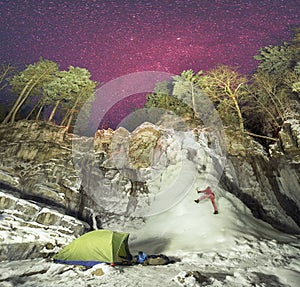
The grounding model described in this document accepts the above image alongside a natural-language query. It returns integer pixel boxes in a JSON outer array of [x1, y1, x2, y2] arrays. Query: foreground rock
[[0, 189, 88, 261]]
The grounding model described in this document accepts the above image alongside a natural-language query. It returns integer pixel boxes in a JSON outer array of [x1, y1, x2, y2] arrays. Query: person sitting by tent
[[194, 186, 218, 214], [133, 252, 170, 265], [135, 251, 148, 264]]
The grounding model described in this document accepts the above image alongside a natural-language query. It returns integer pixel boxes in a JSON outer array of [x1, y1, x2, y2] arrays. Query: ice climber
[[194, 186, 219, 214]]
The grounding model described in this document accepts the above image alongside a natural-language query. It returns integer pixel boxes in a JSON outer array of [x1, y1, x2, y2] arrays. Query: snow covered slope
[[129, 188, 297, 254], [1, 186, 299, 287]]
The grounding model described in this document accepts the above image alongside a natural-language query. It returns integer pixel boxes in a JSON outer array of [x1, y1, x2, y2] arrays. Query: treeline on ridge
[[0, 28, 299, 147]]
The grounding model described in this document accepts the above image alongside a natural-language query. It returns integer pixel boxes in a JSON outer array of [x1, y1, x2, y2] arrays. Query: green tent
[[53, 230, 132, 266]]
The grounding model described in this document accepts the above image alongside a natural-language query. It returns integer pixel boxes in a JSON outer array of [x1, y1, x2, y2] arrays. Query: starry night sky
[[0, 0, 299, 128], [1, 0, 299, 82]]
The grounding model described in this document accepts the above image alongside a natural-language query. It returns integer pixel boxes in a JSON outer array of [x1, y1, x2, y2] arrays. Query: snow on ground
[[0, 235, 299, 287], [1, 130, 299, 286], [1, 188, 299, 287]]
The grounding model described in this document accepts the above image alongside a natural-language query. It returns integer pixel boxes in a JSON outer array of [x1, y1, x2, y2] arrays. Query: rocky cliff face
[[222, 119, 300, 233], [0, 119, 299, 261], [0, 121, 89, 261]]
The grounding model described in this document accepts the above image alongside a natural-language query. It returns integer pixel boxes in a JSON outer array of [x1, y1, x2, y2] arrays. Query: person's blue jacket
[[137, 252, 148, 263]]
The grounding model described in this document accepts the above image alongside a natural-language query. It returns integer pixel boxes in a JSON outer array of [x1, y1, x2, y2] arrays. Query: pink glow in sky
[[0, 0, 299, 128], [1, 0, 299, 81]]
